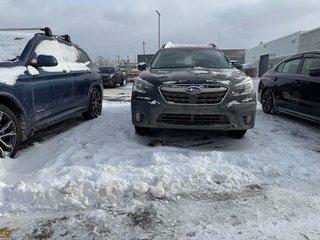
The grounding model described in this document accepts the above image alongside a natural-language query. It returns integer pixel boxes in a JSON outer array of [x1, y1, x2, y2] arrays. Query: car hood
[[139, 68, 250, 87], [0, 61, 19, 68]]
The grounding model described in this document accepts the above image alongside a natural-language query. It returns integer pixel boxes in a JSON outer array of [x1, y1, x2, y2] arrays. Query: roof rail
[[0, 27, 52, 36]]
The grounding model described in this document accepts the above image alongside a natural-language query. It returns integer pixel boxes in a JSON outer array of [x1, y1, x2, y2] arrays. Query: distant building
[[244, 27, 320, 77], [221, 49, 245, 64]]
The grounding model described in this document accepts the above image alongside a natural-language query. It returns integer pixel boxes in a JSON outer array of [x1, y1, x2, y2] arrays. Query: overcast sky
[[1, 0, 320, 62]]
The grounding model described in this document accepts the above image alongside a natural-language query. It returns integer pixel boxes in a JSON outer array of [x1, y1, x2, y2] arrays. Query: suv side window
[[301, 58, 320, 75], [58, 41, 81, 63], [31, 39, 63, 65], [282, 59, 301, 74], [78, 48, 90, 63], [276, 62, 285, 73]]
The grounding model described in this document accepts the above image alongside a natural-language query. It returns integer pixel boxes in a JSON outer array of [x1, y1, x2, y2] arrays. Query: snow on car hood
[[0, 32, 33, 62], [0, 64, 27, 85], [141, 68, 248, 86]]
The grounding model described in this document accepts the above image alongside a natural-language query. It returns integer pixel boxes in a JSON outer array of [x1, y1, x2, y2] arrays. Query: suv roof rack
[[0, 27, 52, 36], [57, 34, 71, 42]]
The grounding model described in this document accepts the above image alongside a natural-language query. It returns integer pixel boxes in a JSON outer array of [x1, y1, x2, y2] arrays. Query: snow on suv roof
[[162, 41, 217, 49]]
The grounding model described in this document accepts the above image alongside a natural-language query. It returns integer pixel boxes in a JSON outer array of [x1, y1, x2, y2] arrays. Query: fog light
[[135, 113, 142, 122], [244, 115, 252, 125]]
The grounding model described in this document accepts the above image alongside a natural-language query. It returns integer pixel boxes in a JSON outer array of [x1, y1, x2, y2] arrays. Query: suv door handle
[[273, 76, 278, 81]]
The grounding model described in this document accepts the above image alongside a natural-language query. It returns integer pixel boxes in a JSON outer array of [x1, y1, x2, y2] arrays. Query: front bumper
[[131, 91, 257, 130], [102, 76, 116, 86]]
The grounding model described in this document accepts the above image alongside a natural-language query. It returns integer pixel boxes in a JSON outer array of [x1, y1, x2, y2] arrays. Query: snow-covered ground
[[0, 81, 319, 239]]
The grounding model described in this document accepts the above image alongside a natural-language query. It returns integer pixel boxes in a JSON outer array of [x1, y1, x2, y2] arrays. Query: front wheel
[[261, 89, 274, 114], [228, 130, 247, 139], [0, 104, 22, 158], [82, 88, 102, 120]]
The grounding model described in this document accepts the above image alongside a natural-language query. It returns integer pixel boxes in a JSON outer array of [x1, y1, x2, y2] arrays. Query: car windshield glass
[[0, 32, 33, 62], [99, 67, 115, 73], [150, 48, 231, 69]]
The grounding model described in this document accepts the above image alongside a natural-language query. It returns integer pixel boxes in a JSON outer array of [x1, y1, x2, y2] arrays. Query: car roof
[[161, 42, 217, 49]]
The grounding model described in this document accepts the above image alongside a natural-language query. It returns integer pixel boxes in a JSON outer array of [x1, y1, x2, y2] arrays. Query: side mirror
[[309, 68, 320, 77], [231, 61, 243, 70], [138, 62, 147, 71], [35, 55, 58, 67]]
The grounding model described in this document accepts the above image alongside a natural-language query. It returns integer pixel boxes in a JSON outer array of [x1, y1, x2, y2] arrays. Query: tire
[[228, 130, 247, 138], [120, 77, 127, 87], [134, 126, 152, 136], [0, 104, 22, 158], [261, 89, 274, 114], [82, 88, 102, 120]]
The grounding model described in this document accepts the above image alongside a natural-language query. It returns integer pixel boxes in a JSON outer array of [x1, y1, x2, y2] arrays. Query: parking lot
[[0, 79, 319, 239]]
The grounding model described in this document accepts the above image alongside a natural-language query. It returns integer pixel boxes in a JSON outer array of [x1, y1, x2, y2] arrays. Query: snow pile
[[0, 81, 320, 238], [0, 102, 261, 215]]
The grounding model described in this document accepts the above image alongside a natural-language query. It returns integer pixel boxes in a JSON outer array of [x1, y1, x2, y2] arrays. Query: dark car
[[258, 51, 320, 123], [99, 66, 126, 87], [0, 27, 103, 158], [131, 43, 256, 137]]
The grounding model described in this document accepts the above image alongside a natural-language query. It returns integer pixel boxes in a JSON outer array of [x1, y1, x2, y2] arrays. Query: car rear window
[[150, 48, 231, 69]]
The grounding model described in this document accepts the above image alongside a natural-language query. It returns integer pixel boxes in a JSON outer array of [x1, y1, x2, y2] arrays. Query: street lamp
[[142, 41, 147, 63], [156, 10, 161, 49]]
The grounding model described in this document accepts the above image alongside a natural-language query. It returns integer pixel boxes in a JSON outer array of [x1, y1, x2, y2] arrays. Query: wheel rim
[[262, 90, 272, 112], [91, 90, 102, 116], [0, 111, 17, 158]]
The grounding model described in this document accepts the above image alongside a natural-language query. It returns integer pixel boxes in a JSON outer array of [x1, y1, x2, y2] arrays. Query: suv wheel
[[0, 104, 22, 158], [82, 88, 102, 120], [228, 130, 247, 138], [261, 89, 274, 114], [134, 126, 152, 136]]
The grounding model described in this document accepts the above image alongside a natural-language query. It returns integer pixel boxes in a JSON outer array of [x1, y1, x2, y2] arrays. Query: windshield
[[150, 48, 231, 69], [0, 32, 33, 62], [99, 67, 115, 74]]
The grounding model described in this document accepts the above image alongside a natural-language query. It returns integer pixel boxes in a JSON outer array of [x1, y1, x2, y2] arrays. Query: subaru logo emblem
[[185, 86, 202, 95]]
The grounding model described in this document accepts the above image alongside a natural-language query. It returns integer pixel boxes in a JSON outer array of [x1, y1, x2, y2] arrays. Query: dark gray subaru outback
[[131, 43, 256, 138]]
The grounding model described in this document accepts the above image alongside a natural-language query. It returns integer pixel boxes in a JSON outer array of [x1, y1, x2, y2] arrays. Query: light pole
[[156, 10, 161, 49], [142, 41, 147, 63]]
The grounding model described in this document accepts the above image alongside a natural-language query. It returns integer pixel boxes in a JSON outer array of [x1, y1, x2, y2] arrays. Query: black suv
[[259, 51, 320, 123], [99, 66, 126, 87], [0, 27, 102, 158], [131, 43, 256, 137]]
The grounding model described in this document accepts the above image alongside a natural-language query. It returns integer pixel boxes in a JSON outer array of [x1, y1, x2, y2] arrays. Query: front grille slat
[[160, 84, 228, 105], [158, 114, 229, 125]]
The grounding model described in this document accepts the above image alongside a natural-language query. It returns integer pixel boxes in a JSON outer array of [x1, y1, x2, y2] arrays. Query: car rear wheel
[[228, 130, 247, 138], [134, 126, 152, 136], [82, 88, 102, 120], [261, 89, 274, 114], [0, 104, 21, 158]]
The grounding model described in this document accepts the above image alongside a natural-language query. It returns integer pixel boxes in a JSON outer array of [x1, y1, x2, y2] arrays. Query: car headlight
[[133, 78, 154, 94], [233, 79, 254, 96]]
